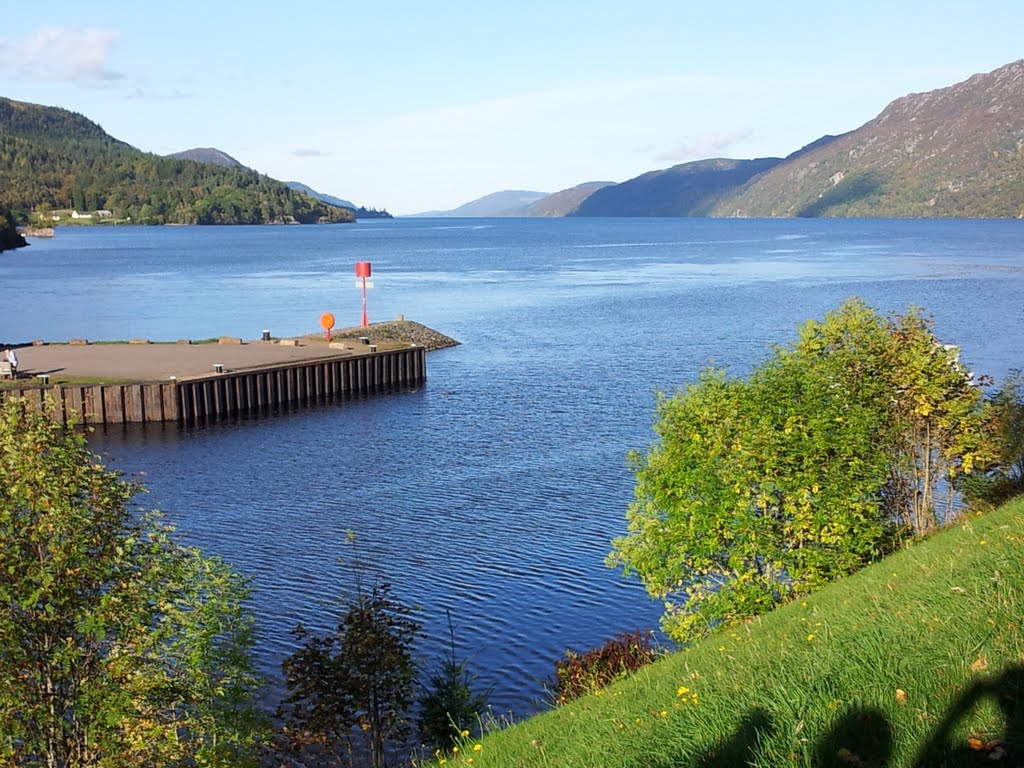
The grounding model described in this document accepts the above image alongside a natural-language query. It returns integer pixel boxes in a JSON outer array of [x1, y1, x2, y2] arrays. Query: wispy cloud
[[0, 27, 123, 82], [293, 148, 330, 157], [126, 86, 190, 100], [653, 129, 755, 163]]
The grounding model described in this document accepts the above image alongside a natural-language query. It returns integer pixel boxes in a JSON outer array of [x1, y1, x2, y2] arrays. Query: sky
[[2, 2, 1023, 216]]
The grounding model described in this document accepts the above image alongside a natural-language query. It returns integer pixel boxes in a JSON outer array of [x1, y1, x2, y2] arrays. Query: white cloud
[[0, 27, 122, 82], [653, 129, 756, 163], [293, 148, 330, 158]]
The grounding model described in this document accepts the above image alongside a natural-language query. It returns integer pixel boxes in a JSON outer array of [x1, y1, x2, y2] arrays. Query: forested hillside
[[0, 98, 354, 225]]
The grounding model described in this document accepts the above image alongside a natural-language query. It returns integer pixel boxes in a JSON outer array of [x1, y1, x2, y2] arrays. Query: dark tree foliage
[[277, 541, 421, 768], [0, 207, 26, 251], [0, 97, 354, 225]]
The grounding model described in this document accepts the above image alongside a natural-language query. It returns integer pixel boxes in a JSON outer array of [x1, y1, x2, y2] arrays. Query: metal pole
[[361, 276, 368, 326]]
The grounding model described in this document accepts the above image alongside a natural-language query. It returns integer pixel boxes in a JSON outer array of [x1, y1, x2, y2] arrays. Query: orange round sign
[[320, 312, 335, 330]]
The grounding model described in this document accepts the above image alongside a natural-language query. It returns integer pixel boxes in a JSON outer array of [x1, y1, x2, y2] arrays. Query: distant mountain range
[[434, 59, 1024, 219], [411, 190, 551, 217], [3, 58, 1022, 224]]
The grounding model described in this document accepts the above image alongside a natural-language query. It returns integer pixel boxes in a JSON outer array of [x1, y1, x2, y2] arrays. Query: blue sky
[[2, 2, 1022, 215]]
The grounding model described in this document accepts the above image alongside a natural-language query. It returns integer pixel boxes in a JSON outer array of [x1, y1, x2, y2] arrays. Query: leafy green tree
[[278, 536, 421, 768], [869, 308, 989, 532], [0, 397, 264, 767], [609, 299, 990, 643]]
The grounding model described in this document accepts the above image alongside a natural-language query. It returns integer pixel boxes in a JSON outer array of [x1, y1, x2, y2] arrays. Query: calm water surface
[[3, 218, 1023, 717]]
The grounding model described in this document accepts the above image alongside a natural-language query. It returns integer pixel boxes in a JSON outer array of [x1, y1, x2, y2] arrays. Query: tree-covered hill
[[0, 98, 354, 225]]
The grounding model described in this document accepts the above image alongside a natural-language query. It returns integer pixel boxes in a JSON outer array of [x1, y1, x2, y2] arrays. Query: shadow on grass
[[912, 665, 1024, 767], [691, 707, 774, 768], [669, 665, 1024, 767], [813, 706, 891, 767]]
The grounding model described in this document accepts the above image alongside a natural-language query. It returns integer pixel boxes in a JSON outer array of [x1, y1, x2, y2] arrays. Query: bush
[[550, 629, 661, 705], [610, 299, 992, 644], [961, 369, 1024, 509]]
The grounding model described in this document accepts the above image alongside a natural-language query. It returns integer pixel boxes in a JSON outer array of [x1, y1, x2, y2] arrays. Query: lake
[[3, 217, 1023, 718]]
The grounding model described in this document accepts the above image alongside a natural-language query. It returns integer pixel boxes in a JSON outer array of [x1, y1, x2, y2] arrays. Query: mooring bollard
[[213, 363, 224, 373]]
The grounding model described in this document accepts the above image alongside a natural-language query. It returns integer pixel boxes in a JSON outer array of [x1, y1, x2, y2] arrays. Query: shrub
[[961, 369, 1024, 509], [550, 629, 660, 705], [610, 299, 992, 644]]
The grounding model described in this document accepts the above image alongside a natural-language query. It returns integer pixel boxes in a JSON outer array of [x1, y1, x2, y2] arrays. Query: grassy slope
[[454, 498, 1024, 767]]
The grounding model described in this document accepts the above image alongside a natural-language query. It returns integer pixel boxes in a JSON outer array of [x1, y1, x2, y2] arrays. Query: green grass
[[450, 499, 1024, 767]]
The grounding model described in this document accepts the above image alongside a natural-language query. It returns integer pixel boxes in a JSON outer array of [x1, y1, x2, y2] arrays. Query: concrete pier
[[0, 346, 427, 425]]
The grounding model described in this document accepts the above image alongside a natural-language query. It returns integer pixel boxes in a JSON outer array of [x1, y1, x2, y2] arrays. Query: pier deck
[[0, 321, 453, 425]]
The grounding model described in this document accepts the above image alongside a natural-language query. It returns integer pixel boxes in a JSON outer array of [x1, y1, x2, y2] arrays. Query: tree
[[0, 397, 264, 767], [278, 536, 421, 768], [0, 207, 26, 251], [417, 611, 488, 753], [609, 299, 990, 643]]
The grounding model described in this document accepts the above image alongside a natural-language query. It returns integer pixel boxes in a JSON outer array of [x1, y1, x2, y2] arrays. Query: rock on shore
[[331, 320, 460, 351]]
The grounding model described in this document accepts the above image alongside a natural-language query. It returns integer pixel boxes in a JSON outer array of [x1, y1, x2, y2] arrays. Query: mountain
[[284, 181, 355, 210], [711, 59, 1024, 218], [571, 158, 783, 217], [166, 147, 245, 168], [0, 98, 353, 225], [283, 183, 392, 219], [162, 152, 388, 218], [413, 189, 549, 217], [522, 181, 615, 217]]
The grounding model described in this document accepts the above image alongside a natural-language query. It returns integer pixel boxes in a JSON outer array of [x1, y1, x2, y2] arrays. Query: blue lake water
[[3, 218, 1023, 718]]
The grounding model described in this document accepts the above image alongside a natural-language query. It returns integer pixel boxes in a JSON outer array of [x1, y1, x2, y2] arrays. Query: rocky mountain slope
[[712, 59, 1024, 218]]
